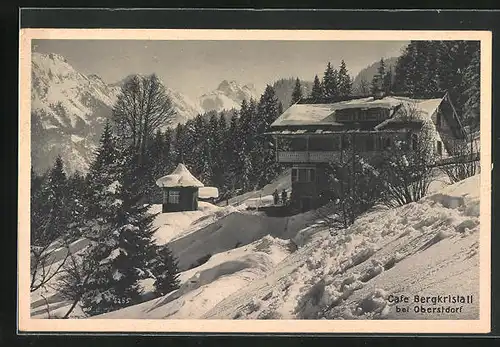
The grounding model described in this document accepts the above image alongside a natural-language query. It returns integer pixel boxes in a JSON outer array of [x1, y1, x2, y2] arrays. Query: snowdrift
[[96, 235, 293, 319], [203, 174, 481, 320]]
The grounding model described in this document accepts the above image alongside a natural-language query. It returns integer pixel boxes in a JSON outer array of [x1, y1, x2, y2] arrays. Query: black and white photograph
[[18, 29, 491, 333]]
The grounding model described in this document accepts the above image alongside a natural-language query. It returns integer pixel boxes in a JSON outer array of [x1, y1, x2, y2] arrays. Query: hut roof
[[155, 163, 204, 188]]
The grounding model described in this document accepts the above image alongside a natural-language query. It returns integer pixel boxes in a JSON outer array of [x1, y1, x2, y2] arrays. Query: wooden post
[[274, 136, 278, 162]]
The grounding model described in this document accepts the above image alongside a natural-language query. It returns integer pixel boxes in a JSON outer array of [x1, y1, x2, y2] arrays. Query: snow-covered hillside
[[31, 173, 481, 321], [31, 53, 202, 174], [199, 80, 260, 113], [92, 174, 480, 321], [203, 175, 480, 320]]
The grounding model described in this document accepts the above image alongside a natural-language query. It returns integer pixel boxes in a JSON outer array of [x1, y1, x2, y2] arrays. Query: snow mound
[[151, 202, 225, 245], [203, 175, 481, 320], [96, 235, 292, 319], [167, 208, 316, 271]]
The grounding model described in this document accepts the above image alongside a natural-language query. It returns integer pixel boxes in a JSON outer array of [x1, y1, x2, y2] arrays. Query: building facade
[[266, 93, 466, 212]]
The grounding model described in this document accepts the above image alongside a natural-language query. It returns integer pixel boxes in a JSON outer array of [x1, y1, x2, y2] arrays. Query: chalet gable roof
[[270, 95, 446, 130], [270, 97, 404, 127]]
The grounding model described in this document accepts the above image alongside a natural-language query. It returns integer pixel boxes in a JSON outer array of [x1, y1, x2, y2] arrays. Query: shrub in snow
[[455, 219, 479, 234], [356, 288, 388, 316], [359, 259, 384, 282], [257, 309, 282, 320], [377, 118, 437, 208]]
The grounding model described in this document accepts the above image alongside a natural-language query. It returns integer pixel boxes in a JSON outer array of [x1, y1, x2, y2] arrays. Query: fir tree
[[310, 75, 323, 102], [322, 62, 339, 101], [79, 149, 159, 316], [337, 60, 352, 98], [371, 58, 386, 94], [225, 113, 242, 193], [254, 85, 282, 187], [290, 77, 303, 105], [463, 49, 480, 129], [383, 66, 393, 95], [30, 156, 71, 292], [150, 244, 180, 296], [85, 121, 120, 222]]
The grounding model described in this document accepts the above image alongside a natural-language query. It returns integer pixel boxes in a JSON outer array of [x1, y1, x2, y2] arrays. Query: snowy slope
[[31, 53, 202, 174], [203, 175, 480, 320], [199, 80, 260, 113], [31, 173, 481, 321], [96, 235, 293, 319]]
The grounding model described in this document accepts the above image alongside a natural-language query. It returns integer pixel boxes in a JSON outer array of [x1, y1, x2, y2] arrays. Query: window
[[298, 168, 308, 182], [168, 190, 180, 204], [437, 141, 443, 156], [293, 168, 316, 183]]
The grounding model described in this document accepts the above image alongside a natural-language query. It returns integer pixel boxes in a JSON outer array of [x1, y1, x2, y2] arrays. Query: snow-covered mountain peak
[[200, 80, 260, 113], [31, 54, 203, 174]]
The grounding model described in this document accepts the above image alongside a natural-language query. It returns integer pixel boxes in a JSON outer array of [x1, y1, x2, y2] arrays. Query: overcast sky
[[33, 40, 408, 101]]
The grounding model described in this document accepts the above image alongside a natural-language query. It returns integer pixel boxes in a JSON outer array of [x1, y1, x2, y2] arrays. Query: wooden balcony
[[277, 151, 342, 163]]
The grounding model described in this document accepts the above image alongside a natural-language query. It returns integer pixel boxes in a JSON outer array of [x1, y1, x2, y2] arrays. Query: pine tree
[[85, 121, 121, 222], [322, 62, 339, 101], [383, 66, 393, 95], [463, 49, 480, 129], [254, 85, 282, 188], [66, 170, 87, 240], [79, 149, 159, 316], [209, 113, 227, 188], [290, 78, 303, 105], [150, 244, 180, 296], [310, 75, 323, 102], [337, 60, 352, 98], [371, 58, 386, 94], [173, 123, 185, 164], [30, 156, 71, 292], [225, 113, 242, 193]]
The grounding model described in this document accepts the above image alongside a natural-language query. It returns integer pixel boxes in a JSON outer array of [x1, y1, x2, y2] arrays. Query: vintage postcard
[[18, 29, 492, 334]]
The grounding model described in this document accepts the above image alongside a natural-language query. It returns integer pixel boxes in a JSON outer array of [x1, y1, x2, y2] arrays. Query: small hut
[[155, 164, 204, 213]]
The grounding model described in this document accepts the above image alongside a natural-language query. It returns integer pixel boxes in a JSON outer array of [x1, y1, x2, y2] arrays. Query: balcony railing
[[277, 151, 342, 163]]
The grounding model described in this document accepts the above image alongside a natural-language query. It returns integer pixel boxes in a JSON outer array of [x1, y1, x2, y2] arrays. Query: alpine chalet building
[[266, 92, 466, 212]]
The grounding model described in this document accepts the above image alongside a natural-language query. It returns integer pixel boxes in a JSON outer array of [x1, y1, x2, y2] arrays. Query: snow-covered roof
[[156, 164, 204, 188], [270, 96, 444, 128], [271, 97, 404, 127], [199, 187, 219, 199], [375, 98, 443, 130]]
